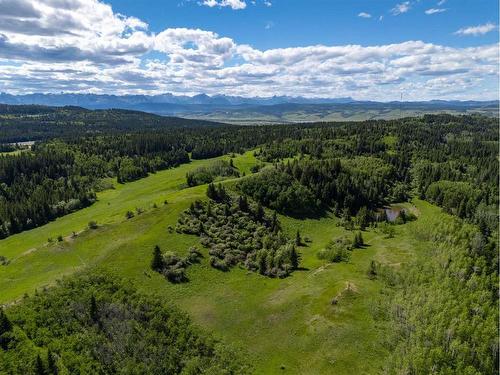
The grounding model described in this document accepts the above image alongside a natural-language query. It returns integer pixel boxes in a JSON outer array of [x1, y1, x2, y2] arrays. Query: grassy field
[[0, 149, 29, 156], [0, 150, 441, 374], [187, 108, 499, 124]]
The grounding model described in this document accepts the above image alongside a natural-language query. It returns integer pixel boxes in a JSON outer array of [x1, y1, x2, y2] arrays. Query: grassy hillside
[[0, 150, 447, 374], [185, 105, 499, 124]]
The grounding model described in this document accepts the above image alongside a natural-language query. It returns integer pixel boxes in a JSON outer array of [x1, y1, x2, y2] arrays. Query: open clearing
[[0, 150, 441, 374]]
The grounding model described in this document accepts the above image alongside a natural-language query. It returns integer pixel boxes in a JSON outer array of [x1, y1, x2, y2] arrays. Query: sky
[[0, 0, 498, 100]]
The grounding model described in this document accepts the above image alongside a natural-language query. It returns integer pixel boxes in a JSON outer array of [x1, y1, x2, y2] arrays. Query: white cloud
[[425, 8, 446, 15], [0, 0, 152, 64], [0, 0, 498, 100], [263, 1, 272, 7], [437, 0, 446, 5], [201, 0, 246, 10], [454, 23, 497, 36], [358, 12, 372, 19], [391, 2, 411, 15]]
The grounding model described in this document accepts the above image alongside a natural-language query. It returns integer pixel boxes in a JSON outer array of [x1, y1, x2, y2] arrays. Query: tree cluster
[[186, 160, 239, 187], [378, 216, 498, 374], [176, 187, 300, 278], [0, 273, 250, 374], [151, 245, 202, 283]]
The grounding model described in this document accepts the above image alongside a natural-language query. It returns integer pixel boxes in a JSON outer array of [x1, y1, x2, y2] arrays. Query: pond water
[[376, 206, 406, 222]]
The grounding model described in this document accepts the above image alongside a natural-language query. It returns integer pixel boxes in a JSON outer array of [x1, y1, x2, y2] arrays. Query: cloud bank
[[0, 0, 498, 100]]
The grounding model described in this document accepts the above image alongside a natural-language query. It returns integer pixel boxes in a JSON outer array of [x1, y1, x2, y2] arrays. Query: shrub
[[0, 256, 9, 266], [210, 256, 229, 271], [367, 260, 379, 279], [164, 267, 187, 283], [317, 236, 353, 263], [379, 222, 395, 238]]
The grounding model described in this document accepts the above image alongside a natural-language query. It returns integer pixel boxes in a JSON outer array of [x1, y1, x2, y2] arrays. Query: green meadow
[[0, 150, 441, 374]]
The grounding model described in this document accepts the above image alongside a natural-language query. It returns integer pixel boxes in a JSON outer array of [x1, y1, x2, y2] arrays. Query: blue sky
[[0, 0, 498, 100], [109, 0, 499, 49]]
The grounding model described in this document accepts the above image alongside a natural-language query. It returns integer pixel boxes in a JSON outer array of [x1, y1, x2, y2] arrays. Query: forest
[[2, 109, 496, 239], [0, 107, 498, 374], [0, 272, 249, 374]]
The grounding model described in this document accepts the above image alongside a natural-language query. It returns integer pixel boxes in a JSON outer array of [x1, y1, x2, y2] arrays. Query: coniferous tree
[[238, 195, 249, 212], [290, 246, 300, 269], [35, 354, 45, 375], [379, 209, 388, 222], [90, 295, 98, 323], [258, 254, 266, 275], [206, 183, 217, 200], [367, 260, 378, 279], [47, 349, 57, 375], [353, 232, 364, 248], [0, 307, 12, 349], [0, 307, 12, 334], [270, 211, 279, 233], [355, 207, 369, 230], [255, 203, 264, 222], [151, 245, 163, 271], [295, 230, 302, 246]]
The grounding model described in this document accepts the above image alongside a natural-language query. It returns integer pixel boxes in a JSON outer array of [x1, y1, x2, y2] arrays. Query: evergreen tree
[[290, 246, 300, 269], [151, 245, 163, 271], [270, 211, 279, 233], [397, 209, 407, 224], [295, 230, 302, 246], [0, 307, 12, 334], [206, 183, 217, 200], [47, 349, 57, 375], [238, 195, 249, 212], [258, 254, 266, 275], [379, 209, 388, 222], [0, 307, 12, 349], [255, 203, 264, 222], [367, 260, 378, 279], [35, 354, 45, 375], [353, 231, 364, 248], [355, 207, 369, 230], [90, 295, 98, 323]]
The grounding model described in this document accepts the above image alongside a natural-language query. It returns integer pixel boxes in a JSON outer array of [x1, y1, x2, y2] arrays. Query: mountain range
[[0, 93, 497, 123]]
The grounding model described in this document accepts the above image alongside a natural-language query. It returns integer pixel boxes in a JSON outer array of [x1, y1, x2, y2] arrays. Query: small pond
[[376, 206, 407, 222]]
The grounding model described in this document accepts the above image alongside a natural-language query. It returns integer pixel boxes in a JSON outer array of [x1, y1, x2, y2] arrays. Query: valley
[[0, 108, 497, 374], [0, 150, 439, 374]]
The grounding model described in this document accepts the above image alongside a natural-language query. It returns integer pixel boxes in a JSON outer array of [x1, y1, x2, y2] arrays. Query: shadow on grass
[[295, 266, 310, 271], [281, 207, 331, 220]]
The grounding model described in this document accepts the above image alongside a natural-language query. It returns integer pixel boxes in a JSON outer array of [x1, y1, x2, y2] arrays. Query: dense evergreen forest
[[0, 106, 498, 374]]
